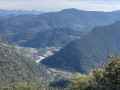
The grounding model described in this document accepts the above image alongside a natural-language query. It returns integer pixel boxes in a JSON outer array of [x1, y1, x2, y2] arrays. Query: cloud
[[0, 0, 120, 11]]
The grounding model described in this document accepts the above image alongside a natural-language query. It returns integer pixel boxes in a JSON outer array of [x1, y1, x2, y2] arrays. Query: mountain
[[0, 8, 120, 48], [112, 10, 120, 12], [0, 14, 15, 22], [1, 8, 120, 34], [41, 21, 120, 74], [0, 9, 44, 16], [21, 28, 83, 48], [0, 9, 44, 22], [0, 38, 53, 86]]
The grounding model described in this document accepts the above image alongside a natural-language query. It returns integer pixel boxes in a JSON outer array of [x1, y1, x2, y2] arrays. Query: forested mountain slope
[[41, 21, 120, 74], [0, 39, 53, 86]]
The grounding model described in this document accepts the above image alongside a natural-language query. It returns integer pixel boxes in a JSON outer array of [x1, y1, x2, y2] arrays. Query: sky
[[0, 0, 120, 12]]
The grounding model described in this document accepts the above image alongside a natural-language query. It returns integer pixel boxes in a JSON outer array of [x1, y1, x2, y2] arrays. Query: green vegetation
[[1, 8, 120, 90], [92, 55, 120, 90], [0, 39, 53, 87], [66, 73, 90, 90], [50, 79, 69, 89], [42, 21, 120, 74], [65, 55, 120, 90], [0, 82, 45, 90], [1, 54, 120, 90], [0, 38, 120, 90]]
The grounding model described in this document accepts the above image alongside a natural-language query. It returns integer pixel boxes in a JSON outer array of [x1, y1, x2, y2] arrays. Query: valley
[[15, 45, 61, 63], [41, 21, 120, 74], [0, 7, 120, 89], [15, 45, 74, 77], [1, 8, 120, 76]]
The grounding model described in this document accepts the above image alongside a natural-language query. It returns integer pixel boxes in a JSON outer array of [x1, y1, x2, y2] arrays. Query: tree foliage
[[0, 82, 45, 90], [0, 39, 53, 87], [66, 73, 91, 90], [66, 55, 120, 90], [92, 55, 120, 90]]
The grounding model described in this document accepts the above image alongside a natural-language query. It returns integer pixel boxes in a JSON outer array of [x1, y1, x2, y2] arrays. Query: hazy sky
[[0, 0, 120, 11]]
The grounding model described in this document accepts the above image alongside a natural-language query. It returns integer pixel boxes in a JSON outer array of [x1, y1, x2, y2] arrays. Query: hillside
[[41, 21, 120, 74], [0, 14, 15, 22], [21, 28, 82, 48], [1, 32, 37, 45], [0, 39, 53, 86]]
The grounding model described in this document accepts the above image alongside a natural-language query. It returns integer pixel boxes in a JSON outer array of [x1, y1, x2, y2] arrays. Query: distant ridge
[[0, 9, 44, 22], [1, 8, 120, 33], [0, 9, 44, 15], [1, 8, 120, 47]]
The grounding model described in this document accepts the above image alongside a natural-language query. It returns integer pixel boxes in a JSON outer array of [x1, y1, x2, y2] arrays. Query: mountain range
[[0, 8, 120, 88], [41, 21, 120, 74], [1, 8, 120, 33], [1, 8, 120, 48], [0, 9, 44, 22], [0, 9, 44, 16]]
